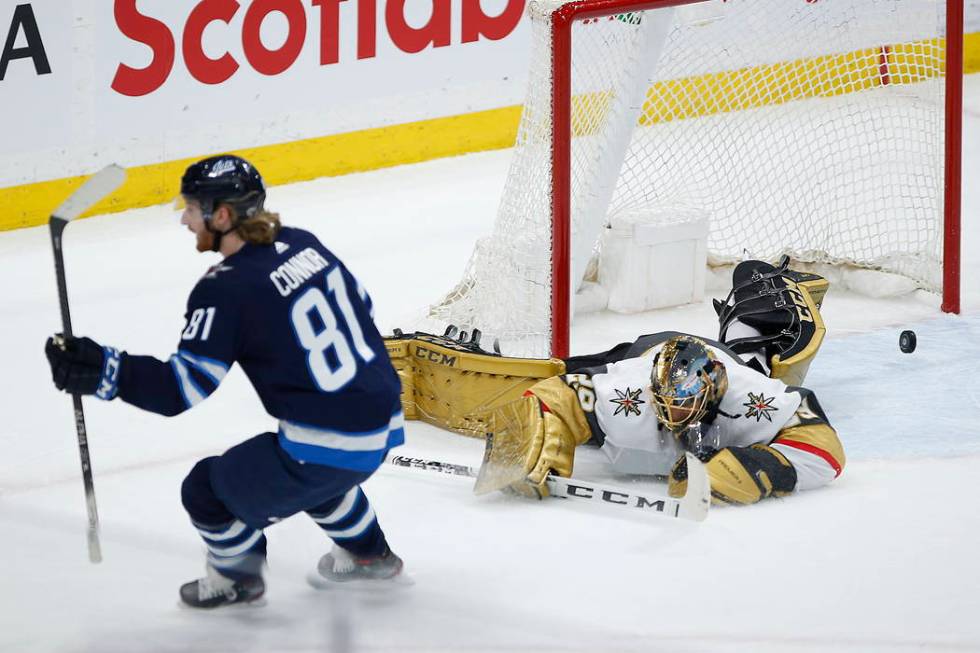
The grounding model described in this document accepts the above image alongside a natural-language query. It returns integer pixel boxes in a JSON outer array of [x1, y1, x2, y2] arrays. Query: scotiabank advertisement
[[1, 0, 531, 187], [2, 0, 979, 191]]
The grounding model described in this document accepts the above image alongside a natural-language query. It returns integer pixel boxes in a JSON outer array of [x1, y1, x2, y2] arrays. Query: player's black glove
[[44, 334, 111, 396]]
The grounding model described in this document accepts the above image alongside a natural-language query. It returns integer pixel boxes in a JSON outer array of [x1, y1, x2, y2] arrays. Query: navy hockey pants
[[181, 432, 389, 579]]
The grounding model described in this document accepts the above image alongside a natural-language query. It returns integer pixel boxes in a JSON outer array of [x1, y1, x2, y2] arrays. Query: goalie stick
[[386, 452, 710, 522], [49, 164, 127, 563]]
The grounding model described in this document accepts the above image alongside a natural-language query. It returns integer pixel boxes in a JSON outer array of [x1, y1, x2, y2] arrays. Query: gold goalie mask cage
[[651, 336, 729, 433]]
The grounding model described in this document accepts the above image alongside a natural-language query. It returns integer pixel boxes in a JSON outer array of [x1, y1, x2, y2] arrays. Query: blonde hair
[[224, 206, 282, 245]]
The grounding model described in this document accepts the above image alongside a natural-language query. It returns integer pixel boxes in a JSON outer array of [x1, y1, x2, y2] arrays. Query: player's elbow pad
[[704, 444, 798, 505]]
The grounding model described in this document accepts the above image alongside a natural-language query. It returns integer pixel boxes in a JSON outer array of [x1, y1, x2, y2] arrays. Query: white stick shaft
[[52, 165, 126, 222], [385, 452, 709, 522], [545, 475, 687, 519]]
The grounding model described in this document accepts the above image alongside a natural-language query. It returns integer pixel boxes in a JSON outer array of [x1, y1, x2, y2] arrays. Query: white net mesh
[[425, 0, 950, 358]]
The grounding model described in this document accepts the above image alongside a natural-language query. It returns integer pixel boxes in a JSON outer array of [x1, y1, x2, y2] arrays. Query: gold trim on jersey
[[773, 423, 846, 476]]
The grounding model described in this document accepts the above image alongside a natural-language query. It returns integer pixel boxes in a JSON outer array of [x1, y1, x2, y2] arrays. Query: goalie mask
[[650, 336, 728, 434]]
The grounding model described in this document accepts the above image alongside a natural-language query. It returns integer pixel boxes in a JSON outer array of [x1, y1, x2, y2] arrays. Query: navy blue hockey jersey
[[99, 227, 403, 471]]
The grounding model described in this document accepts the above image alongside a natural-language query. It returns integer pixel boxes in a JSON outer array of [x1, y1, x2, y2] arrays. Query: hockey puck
[[899, 330, 917, 353]]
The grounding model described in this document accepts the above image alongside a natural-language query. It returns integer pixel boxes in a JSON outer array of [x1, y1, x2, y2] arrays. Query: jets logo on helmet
[[208, 158, 238, 178]]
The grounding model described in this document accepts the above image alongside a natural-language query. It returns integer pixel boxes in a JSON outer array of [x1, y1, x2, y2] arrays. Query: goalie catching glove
[[668, 443, 797, 505]]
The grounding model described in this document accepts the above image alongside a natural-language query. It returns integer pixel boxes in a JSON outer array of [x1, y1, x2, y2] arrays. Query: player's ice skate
[[179, 566, 265, 609], [307, 545, 408, 589]]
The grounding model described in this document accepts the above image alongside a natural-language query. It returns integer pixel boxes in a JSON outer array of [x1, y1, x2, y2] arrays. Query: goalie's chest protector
[[710, 347, 802, 447], [589, 355, 683, 474], [590, 345, 802, 474]]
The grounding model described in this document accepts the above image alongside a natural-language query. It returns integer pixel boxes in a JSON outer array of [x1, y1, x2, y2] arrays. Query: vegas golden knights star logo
[[743, 392, 778, 422], [610, 387, 645, 417]]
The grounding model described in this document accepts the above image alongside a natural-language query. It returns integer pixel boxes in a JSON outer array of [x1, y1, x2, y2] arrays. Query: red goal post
[[550, 0, 964, 358]]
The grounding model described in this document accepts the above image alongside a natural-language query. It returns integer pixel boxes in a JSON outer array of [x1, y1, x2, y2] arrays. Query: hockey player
[[44, 155, 405, 608], [388, 259, 844, 506], [476, 329, 844, 505]]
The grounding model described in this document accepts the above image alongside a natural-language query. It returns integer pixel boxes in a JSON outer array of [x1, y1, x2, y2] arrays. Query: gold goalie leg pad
[[384, 332, 565, 437], [670, 444, 798, 505]]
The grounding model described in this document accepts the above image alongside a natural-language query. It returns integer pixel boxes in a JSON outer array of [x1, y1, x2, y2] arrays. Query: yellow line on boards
[[568, 37, 968, 136], [639, 39, 948, 125], [0, 105, 523, 232], [966, 32, 980, 74]]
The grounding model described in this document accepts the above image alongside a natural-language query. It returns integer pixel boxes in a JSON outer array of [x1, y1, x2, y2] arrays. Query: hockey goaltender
[[386, 258, 845, 506]]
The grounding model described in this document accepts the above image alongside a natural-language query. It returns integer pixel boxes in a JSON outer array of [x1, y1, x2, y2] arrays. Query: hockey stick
[[49, 164, 127, 563], [386, 452, 710, 522]]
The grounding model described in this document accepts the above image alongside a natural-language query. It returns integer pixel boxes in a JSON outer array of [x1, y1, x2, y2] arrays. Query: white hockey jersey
[[580, 342, 806, 479]]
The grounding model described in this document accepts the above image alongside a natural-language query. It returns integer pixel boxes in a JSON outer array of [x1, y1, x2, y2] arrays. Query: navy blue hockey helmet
[[180, 155, 266, 223]]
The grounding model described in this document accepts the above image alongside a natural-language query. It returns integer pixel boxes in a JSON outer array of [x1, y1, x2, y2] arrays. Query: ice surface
[[1, 76, 979, 652]]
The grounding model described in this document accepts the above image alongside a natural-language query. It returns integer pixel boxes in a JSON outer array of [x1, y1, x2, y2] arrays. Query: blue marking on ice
[[807, 311, 980, 461]]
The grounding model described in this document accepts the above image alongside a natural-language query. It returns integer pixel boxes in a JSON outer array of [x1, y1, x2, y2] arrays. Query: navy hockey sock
[[307, 485, 388, 557]]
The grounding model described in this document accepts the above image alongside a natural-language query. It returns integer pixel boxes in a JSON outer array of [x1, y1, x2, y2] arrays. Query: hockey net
[[423, 0, 962, 358]]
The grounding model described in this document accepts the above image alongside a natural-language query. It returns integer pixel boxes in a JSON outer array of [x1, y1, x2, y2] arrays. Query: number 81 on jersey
[[290, 267, 376, 393]]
